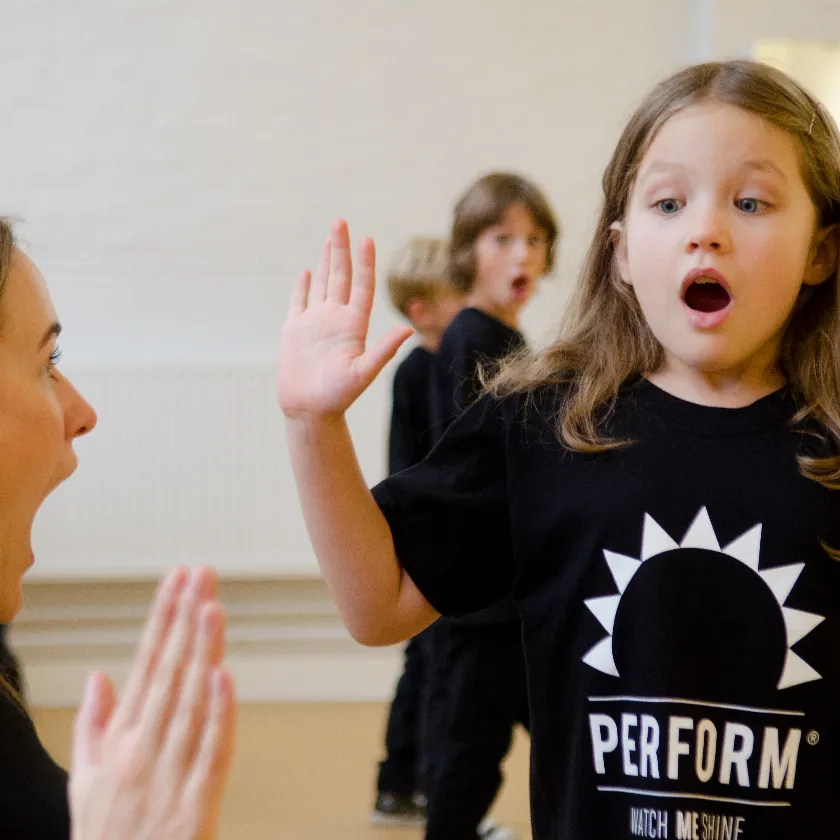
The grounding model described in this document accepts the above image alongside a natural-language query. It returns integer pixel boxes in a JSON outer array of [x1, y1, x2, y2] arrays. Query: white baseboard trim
[[13, 578, 405, 708]]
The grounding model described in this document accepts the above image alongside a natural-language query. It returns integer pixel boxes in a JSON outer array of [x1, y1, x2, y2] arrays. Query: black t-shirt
[[0, 692, 70, 839], [373, 380, 840, 840], [430, 307, 525, 442], [389, 346, 436, 476], [430, 307, 525, 628]]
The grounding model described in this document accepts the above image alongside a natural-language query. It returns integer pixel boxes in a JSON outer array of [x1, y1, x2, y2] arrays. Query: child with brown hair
[[278, 60, 840, 839], [420, 172, 558, 840]]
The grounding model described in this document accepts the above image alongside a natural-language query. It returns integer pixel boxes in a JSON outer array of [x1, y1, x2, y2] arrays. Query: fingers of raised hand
[[288, 270, 311, 317], [295, 221, 376, 318], [158, 602, 226, 783], [311, 235, 332, 303], [109, 567, 189, 732], [182, 668, 237, 839], [327, 219, 353, 305], [134, 571, 209, 751], [68, 568, 231, 840], [348, 236, 376, 319], [72, 671, 117, 770]]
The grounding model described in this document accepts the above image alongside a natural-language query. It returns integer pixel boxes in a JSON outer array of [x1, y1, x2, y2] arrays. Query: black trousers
[[424, 619, 529, 840], [376, 625, 433, 796]]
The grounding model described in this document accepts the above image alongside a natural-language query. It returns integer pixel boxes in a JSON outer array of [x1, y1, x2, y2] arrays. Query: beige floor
[[33, 702, 532, 840]]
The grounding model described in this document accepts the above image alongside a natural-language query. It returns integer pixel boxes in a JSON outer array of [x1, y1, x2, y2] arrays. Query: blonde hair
[[449, 172, 559, 293], [387, 237, 451, 317], [491, 60, 840, 487]]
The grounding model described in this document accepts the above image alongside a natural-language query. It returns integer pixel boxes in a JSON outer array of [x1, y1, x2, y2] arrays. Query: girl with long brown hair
[[278, 60, 840, 838]]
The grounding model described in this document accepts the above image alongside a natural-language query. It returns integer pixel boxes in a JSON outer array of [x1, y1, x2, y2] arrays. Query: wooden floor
[[33, 702, 532, 840]]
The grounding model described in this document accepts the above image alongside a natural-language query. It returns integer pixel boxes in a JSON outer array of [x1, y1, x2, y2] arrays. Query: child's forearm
[[285, 414, 437, 645]]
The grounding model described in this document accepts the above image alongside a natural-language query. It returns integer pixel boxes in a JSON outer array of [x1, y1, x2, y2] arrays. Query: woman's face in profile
[[0, 250, 97, 620]]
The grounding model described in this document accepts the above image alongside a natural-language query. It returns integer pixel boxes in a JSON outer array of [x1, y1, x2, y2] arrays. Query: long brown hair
[[492, 60, 840, 488]]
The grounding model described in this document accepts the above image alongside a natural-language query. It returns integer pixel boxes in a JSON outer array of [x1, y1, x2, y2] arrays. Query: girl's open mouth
[[680, 268, 733, 328], [684, 279, 731, 313]]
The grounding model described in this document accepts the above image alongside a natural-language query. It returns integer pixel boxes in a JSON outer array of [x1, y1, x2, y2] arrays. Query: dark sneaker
[[370, 792, 427, 827]]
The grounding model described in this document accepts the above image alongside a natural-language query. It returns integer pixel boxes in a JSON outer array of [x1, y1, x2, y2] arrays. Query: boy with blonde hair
[[385, 238, 463, 473]]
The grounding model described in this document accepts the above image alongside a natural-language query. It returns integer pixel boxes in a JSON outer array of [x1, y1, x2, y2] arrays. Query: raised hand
[[69, 567, 236, 840], [277, 219, 413, 420]]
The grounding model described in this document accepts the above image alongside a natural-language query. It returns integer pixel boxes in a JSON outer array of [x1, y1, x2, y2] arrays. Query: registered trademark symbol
[[807, 731, 820, 746]]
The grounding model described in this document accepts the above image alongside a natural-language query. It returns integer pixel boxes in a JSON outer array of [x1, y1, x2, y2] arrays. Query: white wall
[[754, 40, 840, 121], [3, 0, 838, 704], [3, 0, 698, 364], [3, 0, 696, 580], [716, 0, 840, 58]]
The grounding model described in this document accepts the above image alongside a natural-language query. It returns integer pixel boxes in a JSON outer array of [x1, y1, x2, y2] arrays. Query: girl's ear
[[804, 223, 840, 287], [610, 221, 633, 285]]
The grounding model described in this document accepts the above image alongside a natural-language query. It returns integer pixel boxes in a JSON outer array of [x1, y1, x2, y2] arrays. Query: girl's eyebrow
[[639, 161, 687, 178], [640, 159, 788, 181], [739, 158, 788, 181]]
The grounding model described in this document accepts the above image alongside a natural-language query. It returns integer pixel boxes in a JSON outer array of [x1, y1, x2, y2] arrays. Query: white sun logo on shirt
[[583, 507, 825, 690]]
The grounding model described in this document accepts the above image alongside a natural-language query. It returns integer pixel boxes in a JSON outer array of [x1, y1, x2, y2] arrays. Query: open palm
[[277, 219, 413, 419], [69, 568, 235, 840]]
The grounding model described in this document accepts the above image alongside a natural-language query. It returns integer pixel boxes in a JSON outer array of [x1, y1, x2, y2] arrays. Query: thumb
[[72, 672, 117, 768], [357, 326, 413, 384]]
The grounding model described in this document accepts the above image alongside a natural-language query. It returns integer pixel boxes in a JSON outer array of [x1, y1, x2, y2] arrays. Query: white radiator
[[29, 364, 387, 581]]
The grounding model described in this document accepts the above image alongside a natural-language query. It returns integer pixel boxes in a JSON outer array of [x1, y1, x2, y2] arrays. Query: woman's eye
[[45, 346, 62, 374]]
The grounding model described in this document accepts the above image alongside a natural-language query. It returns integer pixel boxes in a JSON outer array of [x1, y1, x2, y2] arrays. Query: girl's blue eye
[[655, 198, 683, 215], [736, 198, 761, 213], [496, 234, 511, 245]]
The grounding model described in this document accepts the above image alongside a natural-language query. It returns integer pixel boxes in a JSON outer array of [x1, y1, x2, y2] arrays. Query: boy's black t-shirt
[[372, 380, 840, 840], [389, 346, 436, 475], [0, 691, 70, 839]]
